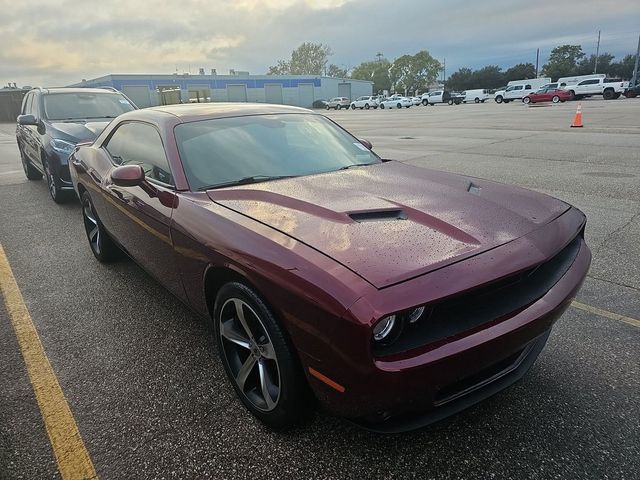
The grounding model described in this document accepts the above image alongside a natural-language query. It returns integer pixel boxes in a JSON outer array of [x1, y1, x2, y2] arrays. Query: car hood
[[50, 121, 111, 142], [207, 162, 569, 288]]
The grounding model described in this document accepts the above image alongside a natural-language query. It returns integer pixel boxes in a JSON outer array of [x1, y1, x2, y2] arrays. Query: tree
[[542, 45, 585, 80], [268, 59, 291, 75], [504, 63, 536, 83], [446, 68, 474, 91], [446, 65, 504, 91], [472, 65, 504, 89], [609, 54, 636, 79], [576, 53, 615, 75], [389, 50, 441, 94], [326, 64, 348, 78], [351, 59, 392, 93], [267, 43, 333, 75]]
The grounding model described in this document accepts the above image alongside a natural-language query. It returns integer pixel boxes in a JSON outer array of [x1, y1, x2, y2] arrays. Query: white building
[[71, 73, 373, 109]]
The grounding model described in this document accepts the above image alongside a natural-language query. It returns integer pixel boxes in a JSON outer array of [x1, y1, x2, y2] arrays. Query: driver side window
[[105, 122, 174, 186]]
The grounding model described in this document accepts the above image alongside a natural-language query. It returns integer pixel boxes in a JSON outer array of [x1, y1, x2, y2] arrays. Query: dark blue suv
[[16, 87, 136, 203]]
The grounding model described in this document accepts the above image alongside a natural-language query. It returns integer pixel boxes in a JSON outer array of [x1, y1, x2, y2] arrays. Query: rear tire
[[380, 103, 385, 109], [447, 99, 453, 105], [214, 282, 310, 430], [397, 103, 402, 109], [568, 90, 576, 100], [351, 104, 356, 110], [364, 103, 370, 110], [422, 99, 428, 106], [336, 105, 341, 110], [81, 191, 121, 262], [523, 96, 531, 104]]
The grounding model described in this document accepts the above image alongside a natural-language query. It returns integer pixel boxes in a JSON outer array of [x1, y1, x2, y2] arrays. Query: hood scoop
[[348, 209, 407, 223]]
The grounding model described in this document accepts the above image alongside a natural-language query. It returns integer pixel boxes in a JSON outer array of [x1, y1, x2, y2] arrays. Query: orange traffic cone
[[571, 103, 583, 128]]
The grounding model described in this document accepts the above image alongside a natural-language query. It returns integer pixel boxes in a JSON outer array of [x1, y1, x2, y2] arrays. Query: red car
[[69, 104, 590, 432], [523, 87, 572, 104]]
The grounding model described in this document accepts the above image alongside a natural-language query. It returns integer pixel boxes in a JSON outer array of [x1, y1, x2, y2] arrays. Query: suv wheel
[[20, 148, 42, 181], [214, 282, 310, 429], [495, 95, 503, 104], [44, 159, 69, 203], [603, 89, 614, 100]]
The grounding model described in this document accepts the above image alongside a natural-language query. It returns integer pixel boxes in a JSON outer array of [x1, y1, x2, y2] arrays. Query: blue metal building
[[71, 73, 373, 108]]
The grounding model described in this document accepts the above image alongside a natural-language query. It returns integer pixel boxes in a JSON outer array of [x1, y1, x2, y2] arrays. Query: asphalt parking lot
[[1, 98, 639, 479]]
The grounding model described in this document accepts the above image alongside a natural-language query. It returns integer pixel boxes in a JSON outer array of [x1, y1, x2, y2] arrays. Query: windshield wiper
[[199, 175, 296, 190], [338, 162, 375, 170]]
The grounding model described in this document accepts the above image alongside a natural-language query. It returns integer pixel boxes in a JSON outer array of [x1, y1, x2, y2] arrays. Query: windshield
[[174, 113, 381, 190], [43, 92, 135, 121]]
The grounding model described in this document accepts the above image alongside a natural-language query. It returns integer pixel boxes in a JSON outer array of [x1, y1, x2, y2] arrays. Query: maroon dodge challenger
[[69, 104, 590, 432]]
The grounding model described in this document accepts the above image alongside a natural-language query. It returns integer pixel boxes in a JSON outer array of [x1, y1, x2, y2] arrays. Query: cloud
[[0, 0, 638, 87]]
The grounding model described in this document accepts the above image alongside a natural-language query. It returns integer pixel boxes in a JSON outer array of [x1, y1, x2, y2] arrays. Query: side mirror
[[17, 114, 38, 126], [359, 139, 373, 150], [111, 164, 145, 187]]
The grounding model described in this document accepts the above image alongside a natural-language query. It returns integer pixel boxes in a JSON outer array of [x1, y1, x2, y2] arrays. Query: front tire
[[364, 103, 370, 110], [523, 96, 531, 104], [495, 95, 503, 104], [214, 282, 309, 430], [20, 148, 42, 180], [44, 159, 70, 204], [552, 95, 560, 103], [474, 98, 480, 103], [380, 103, 385, 109], [603, 89, 614, 100], [81, 191, 120, 262], [351, 104, 356, 110]]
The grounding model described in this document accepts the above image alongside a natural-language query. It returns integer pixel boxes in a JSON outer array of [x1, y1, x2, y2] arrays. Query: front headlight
[[373, 315, 397, 342], [50, 138, 76, 157]]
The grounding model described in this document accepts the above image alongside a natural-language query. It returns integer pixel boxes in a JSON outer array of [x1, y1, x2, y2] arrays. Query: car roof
[[122, 103, 312, 123], [34, 87, 123, 95]]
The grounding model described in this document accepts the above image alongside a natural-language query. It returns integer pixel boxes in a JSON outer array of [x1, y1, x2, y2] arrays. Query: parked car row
[[13, 89, 592, 434]]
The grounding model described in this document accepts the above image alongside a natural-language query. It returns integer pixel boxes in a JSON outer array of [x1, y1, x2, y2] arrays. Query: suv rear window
[[43, 92, 135, 121]]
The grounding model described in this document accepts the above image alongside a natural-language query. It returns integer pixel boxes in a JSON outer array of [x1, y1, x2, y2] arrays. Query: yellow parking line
[[572, 300, 640, 328], [0, 244, 98, 480]]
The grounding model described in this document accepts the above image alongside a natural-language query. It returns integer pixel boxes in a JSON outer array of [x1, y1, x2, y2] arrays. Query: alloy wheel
[[83, 198, 101, 255], [45, 162, 57, 200], [219, 298, 281, 412]]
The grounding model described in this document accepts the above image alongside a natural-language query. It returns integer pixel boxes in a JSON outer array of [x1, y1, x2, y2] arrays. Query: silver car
[[326, 97, 351, 110]]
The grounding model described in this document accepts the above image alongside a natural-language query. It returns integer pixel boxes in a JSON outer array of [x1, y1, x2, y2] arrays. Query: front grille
[[374, 235, 582, 357]]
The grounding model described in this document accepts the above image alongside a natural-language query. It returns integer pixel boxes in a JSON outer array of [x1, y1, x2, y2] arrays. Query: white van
[[494, 78, 551, 103], [462, 89, 490, 103], [557, 74, 605, 89]]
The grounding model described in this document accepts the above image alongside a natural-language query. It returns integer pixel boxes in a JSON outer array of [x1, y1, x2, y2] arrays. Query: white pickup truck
[[563, 78, 629, 100]]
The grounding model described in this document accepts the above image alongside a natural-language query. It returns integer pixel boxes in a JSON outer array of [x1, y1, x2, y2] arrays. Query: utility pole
[[535, 48, 540, 77], [442, 58, 446, 84], [632, 34, 640, 86], [594, 30, 601, 74]]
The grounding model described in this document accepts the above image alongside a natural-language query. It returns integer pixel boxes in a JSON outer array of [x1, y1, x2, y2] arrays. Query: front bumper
[[304, 210, 591, 431]]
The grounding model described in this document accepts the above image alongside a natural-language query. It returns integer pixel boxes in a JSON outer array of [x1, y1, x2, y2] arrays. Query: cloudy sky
[[1, 0, 639, 87]]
